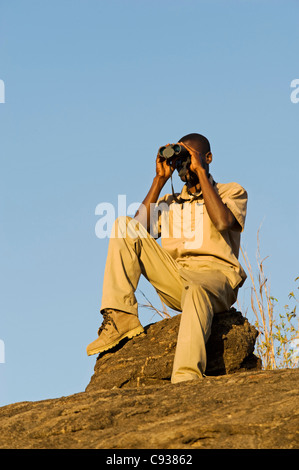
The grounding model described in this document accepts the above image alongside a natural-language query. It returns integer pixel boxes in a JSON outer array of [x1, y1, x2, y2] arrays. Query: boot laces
[[98, 310, 118, 336]]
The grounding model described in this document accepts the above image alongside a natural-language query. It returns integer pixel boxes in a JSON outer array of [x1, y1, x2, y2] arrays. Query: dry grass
[[241, 228, 299, 369], [137, 289, 172, 321]]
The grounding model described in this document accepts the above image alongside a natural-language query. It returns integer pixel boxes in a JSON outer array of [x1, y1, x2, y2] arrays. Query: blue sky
[[0, 0, 298, 406]]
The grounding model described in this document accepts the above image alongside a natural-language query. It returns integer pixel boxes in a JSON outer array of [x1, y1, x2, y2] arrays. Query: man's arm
[[134, 150, 174, 231], [196, 168, 241, 232], [181, 142, 241, 232]]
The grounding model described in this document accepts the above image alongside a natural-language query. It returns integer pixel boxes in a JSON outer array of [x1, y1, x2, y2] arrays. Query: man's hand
[[134, 145, 174, 230], [156, 145, 175, 182], [178, 141, 208, 174]]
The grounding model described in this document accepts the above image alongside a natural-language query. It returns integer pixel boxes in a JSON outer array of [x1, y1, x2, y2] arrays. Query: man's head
[[176, 133, 212, 186], [179, 133, 211, 156]]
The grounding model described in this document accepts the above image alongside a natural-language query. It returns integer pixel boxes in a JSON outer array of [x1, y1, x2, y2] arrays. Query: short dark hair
[[179, 133, 211, 154]]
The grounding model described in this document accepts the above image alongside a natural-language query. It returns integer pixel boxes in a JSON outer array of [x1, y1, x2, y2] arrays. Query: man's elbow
[[215, 215, 241, 232], [215, 221, 230, 232]]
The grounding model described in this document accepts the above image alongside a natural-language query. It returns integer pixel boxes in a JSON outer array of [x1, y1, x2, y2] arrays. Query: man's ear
[[205, 152, 213, 164]]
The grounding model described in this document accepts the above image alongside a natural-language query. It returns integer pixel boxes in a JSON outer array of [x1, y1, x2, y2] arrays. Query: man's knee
[[182, 283, 209, 304], [112, 216, 147, 240], [182, 284, 213, 328], [111, 216, 132, 238]]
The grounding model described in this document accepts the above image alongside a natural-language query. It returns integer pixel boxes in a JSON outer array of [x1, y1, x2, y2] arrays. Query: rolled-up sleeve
[[221, 183, 248, 232]]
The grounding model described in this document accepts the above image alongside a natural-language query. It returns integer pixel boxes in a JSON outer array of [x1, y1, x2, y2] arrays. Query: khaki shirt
[[150, 176, 248, 289]]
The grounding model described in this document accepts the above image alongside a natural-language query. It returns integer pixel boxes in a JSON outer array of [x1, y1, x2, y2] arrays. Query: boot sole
[[87, 325, 144, 356]]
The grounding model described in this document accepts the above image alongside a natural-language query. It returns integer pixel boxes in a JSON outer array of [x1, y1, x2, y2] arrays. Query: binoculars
[[158, 143, 191, 165], [158, 143, 192, 180]]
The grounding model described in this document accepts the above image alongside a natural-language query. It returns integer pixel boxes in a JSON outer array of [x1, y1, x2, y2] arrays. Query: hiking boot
[[86, 309, 144, 356]]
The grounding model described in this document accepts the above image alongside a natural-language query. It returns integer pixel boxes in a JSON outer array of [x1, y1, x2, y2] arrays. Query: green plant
[[273, 283, 299, 368], [241, 229, 299, 370]]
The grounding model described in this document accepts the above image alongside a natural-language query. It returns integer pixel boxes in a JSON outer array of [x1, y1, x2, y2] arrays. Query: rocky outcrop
[[0, 309, 298, 449], [0, 369, 298, 449], [86, 308, 261, 392]]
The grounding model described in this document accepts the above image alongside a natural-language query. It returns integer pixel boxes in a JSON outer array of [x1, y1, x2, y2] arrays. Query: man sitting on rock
[[86, 133, 247, 384]]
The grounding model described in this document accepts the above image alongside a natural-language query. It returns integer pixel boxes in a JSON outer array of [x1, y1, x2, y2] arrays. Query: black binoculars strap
[[170, 172, 214, 204], [170, 172, 188, 204]]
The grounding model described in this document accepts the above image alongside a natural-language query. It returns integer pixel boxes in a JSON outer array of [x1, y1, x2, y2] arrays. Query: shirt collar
[[175, 174, 216, 202]]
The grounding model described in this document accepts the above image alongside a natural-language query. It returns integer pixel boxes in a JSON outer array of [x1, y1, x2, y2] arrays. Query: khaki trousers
[[100, 216, 238, 384]]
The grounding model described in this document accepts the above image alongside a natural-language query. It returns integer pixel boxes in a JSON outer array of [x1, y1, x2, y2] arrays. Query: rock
[[86, 308, 261, 392], [5, 308, 297, 450], [205, 307, 262, 375], [0, 369, 298, 449]]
